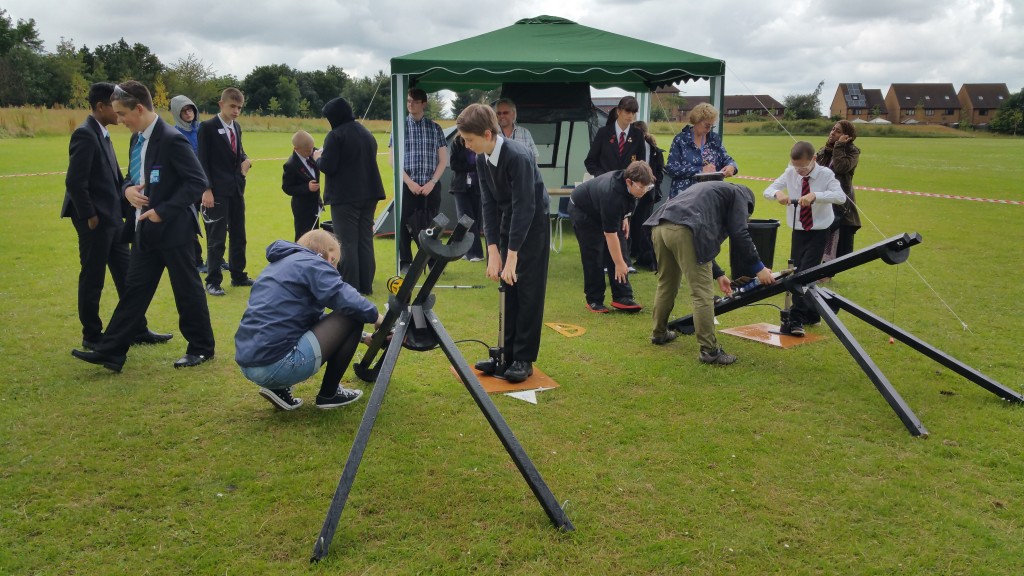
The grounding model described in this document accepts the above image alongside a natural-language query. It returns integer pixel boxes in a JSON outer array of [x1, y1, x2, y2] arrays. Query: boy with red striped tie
[[763, 141, 846, 336]]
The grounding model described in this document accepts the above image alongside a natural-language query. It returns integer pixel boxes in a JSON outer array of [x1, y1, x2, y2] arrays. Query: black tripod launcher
[[667, 232, 1024, 437], [310, 214, 574, 563]]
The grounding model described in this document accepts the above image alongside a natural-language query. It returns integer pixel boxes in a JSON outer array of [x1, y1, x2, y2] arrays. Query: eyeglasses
[[200, 205, 222, 224]]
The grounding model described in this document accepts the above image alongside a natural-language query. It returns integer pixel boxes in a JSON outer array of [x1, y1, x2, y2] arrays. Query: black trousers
[[836, 225, 858, 259], [398, 184, 441, 267], [452, 188, 485, 260], [292, 195, 321, 242], [790, 229, 828, 325], [204, 194, 248, 286], [569, 203, 634, 305], [72, 218, 147, 342], [500, 208, 550, 363], [97, 240, 215, 357], [629, 194, 656, 268], [331, 201, 378, 295]]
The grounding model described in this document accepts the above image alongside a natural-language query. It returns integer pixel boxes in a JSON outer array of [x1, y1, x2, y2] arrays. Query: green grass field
[[1, 126, 1022, 575]]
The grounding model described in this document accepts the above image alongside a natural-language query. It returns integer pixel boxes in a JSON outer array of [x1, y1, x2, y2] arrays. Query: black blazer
[[62, 116, 127, 224], [282, 151, 321, 197], [584, 124, 647, 177], [317, 120, 386, 205], [197, 116, 247, 197], [128, 118, 208, 249]]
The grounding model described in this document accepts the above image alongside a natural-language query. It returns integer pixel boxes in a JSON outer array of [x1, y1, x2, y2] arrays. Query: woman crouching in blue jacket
[[235, 230, 383, 410]]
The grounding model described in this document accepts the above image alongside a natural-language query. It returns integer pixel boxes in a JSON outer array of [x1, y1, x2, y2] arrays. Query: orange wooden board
[[449, 365, 561, 394], [720, 322, 826, 349]]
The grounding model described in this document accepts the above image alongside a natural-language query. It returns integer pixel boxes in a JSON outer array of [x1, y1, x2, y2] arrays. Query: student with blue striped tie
[[72, 81, 216, 372]]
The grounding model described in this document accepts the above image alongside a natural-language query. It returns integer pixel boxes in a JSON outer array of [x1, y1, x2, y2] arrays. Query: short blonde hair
[[688, 102, 719, 125], [297, 229, 341, 260], [292, 130, 314, 148]]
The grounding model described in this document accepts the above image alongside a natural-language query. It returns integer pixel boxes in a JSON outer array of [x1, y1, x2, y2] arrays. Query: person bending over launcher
[[644, 181, 774, 365]]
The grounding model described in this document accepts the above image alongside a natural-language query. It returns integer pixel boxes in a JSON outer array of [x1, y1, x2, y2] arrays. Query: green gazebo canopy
[[391, 16, 725, 93]]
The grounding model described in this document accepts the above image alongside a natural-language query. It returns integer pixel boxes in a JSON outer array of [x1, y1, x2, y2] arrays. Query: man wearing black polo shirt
[[569, 161, 654, 313]]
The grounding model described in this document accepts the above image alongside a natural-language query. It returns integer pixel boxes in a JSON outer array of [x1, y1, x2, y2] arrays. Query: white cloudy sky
[[6, 0, 1022, 107]]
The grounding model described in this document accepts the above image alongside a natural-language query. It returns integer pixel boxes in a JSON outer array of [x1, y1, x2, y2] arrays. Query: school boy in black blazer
[[197, 87, 252, 295], [281, 130, 322, 241], [72, 81, 215, 372], [456, 104, 549, 384], [62, 82, 170, 350]]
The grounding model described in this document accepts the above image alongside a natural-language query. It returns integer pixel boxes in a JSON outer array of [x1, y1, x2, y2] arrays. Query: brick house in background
[[830, 83, 888, 120], [678, 95, 785, 119], [884, 83, 960, 125], [957, 83, 1010, 126]]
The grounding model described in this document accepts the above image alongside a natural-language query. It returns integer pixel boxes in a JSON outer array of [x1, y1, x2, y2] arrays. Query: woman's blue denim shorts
[[240, 331, 322, 388]]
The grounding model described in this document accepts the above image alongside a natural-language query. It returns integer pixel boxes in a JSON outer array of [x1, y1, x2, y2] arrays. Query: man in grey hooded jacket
[[170, 94, 204, 269]]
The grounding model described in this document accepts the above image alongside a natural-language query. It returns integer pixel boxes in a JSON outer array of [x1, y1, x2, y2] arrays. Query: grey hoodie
[[169, 95, 199, 132]]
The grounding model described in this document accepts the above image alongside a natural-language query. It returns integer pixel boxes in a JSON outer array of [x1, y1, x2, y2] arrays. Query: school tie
[[618, 131, 626, 157], [800, 176, 814, 231], [103, 134, 118, 177], [229, 127, 237, 153], [129, 134, 145, 186]]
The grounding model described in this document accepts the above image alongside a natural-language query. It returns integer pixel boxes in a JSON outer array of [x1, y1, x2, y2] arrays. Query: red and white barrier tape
[[733, 175, 1024, 206]]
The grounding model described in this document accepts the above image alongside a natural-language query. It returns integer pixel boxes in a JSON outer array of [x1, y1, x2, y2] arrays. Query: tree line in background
[[0, 10, 402, 120], [3, 10, 1022, 133]]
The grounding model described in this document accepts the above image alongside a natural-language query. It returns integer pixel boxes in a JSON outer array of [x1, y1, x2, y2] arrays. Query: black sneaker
[[788, 323, 805, 337], [231, 278, 255, 287], [258, 387, 302, 411], [504, 360, 533, 383], [611, 298, 643, 313], [315, 387, 363, 409], [586, 302, 610, 314], [699, 347, 737, 366], [206, 284, 226, 296], [651, 330, 679, 345]]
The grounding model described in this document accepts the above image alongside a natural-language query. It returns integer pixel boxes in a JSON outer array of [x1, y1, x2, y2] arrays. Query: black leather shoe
[[71, 349, 126, 372], [81, 339, 101, 351], [230, 278, 255, 287], [173, 353, 213, 368], [133, 329, 173, 345], [504, 360, 533, 383]]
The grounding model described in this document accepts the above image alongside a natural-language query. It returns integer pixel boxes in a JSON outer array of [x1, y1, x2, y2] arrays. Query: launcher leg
[[806, 287, 929, 437], [311, 310, 413, 562], [819, 289, 1024, 404]]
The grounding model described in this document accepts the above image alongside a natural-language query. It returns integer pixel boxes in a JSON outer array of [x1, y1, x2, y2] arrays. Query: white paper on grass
[[504, 387, 553, 405]]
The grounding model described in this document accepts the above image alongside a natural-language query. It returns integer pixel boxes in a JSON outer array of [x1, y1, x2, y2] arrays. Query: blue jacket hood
[[266, 239, 312, 263]]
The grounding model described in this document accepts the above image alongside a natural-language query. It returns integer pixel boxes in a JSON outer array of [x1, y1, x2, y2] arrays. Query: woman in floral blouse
[[665, 103, 738, 199]]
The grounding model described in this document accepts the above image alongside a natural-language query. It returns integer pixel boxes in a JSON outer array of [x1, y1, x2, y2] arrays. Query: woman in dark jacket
[[816, 120, 861, 260], [317, 97, 386, 295], [448, 134, 485, 260]]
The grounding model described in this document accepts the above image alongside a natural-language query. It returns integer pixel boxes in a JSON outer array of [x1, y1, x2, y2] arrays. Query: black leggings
[[310, 311, 364, 397]]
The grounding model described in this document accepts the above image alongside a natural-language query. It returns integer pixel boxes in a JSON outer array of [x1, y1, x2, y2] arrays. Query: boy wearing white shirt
[[764, 141, 846, 336]]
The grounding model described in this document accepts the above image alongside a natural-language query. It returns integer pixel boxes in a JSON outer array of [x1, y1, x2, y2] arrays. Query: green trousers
[[651, 223, 718, 353]]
